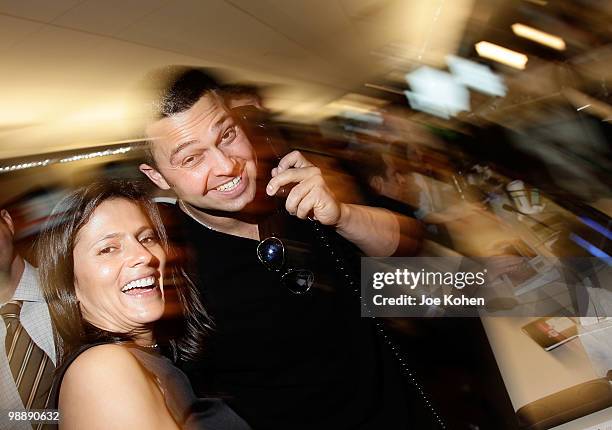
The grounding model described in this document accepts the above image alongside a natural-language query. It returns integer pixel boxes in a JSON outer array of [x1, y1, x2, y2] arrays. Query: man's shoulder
[[154, 199, 198, 234], [153, 198, 180, 218], [153, 200, 224, 262]]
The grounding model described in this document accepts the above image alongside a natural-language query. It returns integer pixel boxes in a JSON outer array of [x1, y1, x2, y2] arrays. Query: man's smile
[[216, 176, 242, 192]]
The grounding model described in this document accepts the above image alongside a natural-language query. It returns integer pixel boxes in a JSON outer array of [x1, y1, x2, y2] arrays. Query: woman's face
[[72, 198, 166, 334]]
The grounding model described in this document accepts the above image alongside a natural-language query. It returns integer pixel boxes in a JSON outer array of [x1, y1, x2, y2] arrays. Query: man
[[0, 209, 55, 430], [139, 67, 428, 429]]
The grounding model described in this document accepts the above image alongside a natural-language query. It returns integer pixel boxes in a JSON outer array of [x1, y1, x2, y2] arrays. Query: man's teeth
[[216, 176, 241, 192], [122, 276, 156, 293]]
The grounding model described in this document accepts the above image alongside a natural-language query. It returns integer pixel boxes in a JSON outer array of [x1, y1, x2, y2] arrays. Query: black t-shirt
[[162, 204, 411, 429]]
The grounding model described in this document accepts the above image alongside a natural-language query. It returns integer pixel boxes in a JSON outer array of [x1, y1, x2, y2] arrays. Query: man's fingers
[[276, 150, 313, 174], [284, 180, 310, 215], [295, 191, 318, 219], [266, 166, 321, 196]]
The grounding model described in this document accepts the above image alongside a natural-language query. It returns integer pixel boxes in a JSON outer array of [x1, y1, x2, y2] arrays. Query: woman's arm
[[58, 344, 179, 430]]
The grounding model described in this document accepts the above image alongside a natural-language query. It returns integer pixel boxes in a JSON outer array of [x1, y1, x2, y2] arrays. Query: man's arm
[[266, 151, 423, 257], [336, 203, 422, 257]]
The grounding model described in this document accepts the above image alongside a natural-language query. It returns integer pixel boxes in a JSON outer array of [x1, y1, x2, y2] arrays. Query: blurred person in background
[[0, 208, 55, 430], [351, 108, 504, 256], [138, 67, 436, 429], [221, 83, 266, 111], [37, 181, 250, 430]]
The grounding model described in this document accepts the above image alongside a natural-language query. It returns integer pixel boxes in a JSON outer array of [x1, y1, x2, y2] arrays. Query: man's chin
[[195, 194, 253, 213]]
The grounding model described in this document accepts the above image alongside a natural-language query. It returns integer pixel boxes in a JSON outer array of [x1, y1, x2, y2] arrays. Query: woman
[[36, 180, 250, 430]]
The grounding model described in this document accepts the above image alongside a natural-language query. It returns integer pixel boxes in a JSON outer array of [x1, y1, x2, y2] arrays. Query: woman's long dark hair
[[36, 180, 210, 366]]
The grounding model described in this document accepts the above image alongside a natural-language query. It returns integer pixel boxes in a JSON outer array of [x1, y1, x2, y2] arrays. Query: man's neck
[[0, 255, 25, 304], [180, 202, 260, 240]]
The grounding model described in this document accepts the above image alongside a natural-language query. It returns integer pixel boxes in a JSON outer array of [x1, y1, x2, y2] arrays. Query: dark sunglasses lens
[[257, 237, 284, 271], [281, 269, 314, 294]]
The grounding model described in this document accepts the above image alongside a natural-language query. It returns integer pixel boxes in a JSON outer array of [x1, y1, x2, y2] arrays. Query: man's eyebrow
[[168, 114, 231, 162], [169, 140, 198, 162]]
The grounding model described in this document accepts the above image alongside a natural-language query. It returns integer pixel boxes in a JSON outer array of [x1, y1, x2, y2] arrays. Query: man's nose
[[210, 147, 238, 176]]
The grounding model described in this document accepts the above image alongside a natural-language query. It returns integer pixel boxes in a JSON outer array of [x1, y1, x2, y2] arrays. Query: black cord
[[309, 219, 447, 429]]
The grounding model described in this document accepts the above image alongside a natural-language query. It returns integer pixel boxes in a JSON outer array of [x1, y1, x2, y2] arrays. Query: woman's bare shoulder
[[59, 344, 178, 430]]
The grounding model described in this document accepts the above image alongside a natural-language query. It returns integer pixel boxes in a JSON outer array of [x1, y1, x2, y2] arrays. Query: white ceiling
[[0, 0, 473, 160]]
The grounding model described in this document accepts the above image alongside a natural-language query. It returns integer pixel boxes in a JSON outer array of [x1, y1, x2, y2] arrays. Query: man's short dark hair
[[151, 66, 222, 119]]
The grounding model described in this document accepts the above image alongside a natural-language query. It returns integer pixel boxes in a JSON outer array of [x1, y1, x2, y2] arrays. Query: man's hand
[[266, 150, 421, 257], [266, 151, 342, 226]]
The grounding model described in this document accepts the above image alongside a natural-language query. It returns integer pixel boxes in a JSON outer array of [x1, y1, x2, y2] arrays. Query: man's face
[[0, 210, 15, 273], [141, 94, 258, 212]]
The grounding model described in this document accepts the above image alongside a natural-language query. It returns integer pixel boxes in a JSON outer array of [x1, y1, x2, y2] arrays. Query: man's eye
[[181, 153, 202, 167]]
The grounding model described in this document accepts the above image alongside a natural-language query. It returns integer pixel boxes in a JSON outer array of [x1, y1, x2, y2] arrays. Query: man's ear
[[0, 209, 15, 235], [139, 164, 171, 190], [369, 176, 384, 193]]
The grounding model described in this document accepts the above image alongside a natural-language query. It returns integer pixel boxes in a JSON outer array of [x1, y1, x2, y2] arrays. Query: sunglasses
[[257, 237, 315, 294]]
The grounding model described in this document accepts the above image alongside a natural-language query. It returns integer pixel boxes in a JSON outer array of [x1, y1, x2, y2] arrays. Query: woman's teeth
[[122, 276, 156, 293], [216, 176, 241, 192]]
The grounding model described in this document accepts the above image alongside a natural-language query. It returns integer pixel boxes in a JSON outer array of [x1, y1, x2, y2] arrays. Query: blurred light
[[63, 103, 128, 124], [570, 234, 612, 264], [475, 41, 528, 70], [523, 0, 547, 6], [576, 104, 591, 111], [0, 159, 52, 173], [340, 111, 383, 124], [447, 55, 507, 97], [511, 23, 565, 51], [324, 94, 388, 121], [0, 145, 135, 174], [578, 216, 612, 241], [59, 146, 131, 163], [405, 67, 470, 119], [364, 83, 405, 95]]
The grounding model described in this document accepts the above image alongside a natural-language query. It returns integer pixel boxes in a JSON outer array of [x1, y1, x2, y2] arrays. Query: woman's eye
[[140, 235, 158, 246], [98, 246, 117, 255], [220, 126, 236, 144]]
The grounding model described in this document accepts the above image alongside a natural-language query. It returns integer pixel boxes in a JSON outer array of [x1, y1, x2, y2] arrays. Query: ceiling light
[[475, 41, 528, 70], [59, 146, 131, 163], [0, 159, 52, 173], [511, 23, 566, 50]]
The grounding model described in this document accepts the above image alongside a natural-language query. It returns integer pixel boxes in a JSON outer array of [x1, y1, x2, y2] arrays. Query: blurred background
[[1, 1, 611, 429]]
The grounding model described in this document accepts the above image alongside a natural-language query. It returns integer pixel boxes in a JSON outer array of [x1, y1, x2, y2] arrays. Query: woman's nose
[[127, 242, 153, 267]]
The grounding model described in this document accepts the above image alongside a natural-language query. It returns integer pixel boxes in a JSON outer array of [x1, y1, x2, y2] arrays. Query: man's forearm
[[335, 203, 422, 257]]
